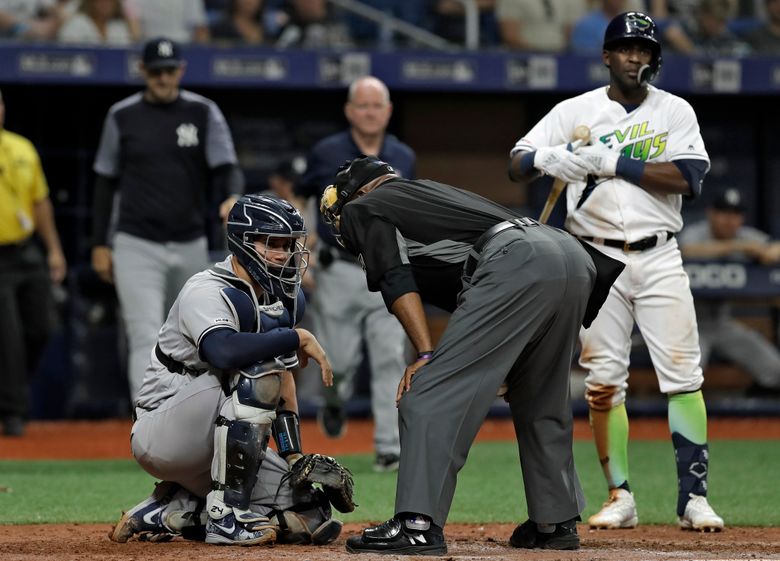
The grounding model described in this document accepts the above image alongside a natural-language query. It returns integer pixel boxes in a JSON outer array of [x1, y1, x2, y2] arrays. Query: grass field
[[1, 439, 778, 526]]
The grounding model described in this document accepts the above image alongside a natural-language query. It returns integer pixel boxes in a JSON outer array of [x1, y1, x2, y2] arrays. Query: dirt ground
[[2, 417, 780, 561]]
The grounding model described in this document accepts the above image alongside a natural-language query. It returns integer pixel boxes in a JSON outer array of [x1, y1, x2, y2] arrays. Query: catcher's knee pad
[[231, 366, 282, 424]]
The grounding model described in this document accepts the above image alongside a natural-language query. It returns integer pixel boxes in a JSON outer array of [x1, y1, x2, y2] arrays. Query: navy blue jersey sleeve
[[672, 158, 708, 199], [200, 327, 300, 371]]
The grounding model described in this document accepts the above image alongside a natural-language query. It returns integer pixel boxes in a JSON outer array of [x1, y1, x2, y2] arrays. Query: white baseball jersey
[[512, 85, 709, 241]]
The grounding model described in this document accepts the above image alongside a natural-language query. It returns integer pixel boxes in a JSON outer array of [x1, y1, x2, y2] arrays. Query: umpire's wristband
[[417, 351, 433, 360]]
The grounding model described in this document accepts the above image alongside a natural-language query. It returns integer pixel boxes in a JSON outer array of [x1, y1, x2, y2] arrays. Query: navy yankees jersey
[[339, 178, 522, 312], [93, 90, 238, 243]]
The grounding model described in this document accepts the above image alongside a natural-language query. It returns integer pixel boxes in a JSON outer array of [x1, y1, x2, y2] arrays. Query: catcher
[[109, 194, 354, 547]]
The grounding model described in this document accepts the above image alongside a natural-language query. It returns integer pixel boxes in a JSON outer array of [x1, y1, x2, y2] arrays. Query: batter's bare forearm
[[635, 162, 690, 195]]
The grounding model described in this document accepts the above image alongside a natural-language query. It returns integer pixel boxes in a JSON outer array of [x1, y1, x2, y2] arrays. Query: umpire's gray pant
[[395, 225, 595, 527]]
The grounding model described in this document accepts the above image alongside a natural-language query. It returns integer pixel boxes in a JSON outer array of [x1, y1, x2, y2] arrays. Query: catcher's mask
[[226, 193, 309, 299], [603, 11, 662, 84], [320, 155, 395, 244]]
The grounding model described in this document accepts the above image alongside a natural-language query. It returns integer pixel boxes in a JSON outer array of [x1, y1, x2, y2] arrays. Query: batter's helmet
[[603, 11, 662, 84], [227, 193, 309, 298], [320, 155, 395, 232]]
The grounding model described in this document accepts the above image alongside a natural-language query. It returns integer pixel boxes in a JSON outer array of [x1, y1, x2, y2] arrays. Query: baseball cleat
[[205, 512, 277, 546], [345, 516, 447, 555], [317, 405, 346, 439], [109, 481, 179, 543], [678, 494, 724, 532], [373, 453, 400, 473], [588, 488, 638, 529], [509, 518, 580, 550]]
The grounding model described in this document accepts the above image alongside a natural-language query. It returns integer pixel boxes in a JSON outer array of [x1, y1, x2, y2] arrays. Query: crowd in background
[[0, 0, 779, 54]]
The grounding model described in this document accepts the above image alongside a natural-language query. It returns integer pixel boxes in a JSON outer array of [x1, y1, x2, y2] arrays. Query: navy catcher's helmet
[[603, 11, 662, 83], [227, 193, 309, 298], [320, 155, 395, 231]]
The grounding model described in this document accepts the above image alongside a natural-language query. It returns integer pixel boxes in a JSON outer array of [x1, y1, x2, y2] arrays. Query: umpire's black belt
[[578, 231, 674, 253], [464, 217, 539, 277]]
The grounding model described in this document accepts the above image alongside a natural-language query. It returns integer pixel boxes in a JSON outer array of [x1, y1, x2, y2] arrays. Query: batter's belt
[[578, 231, 675, 252], [464, 217, 539, 278]]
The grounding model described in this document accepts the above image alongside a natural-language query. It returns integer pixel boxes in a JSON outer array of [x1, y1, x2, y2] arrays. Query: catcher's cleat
[[205, 512, 277, 546], [345, 515, 447, 556], [678, 494, 724, 532], [373, 453, 400, 473], [588, 488, 638, 529], [109, 481, 179, 543], [509, 518, 580, 550]]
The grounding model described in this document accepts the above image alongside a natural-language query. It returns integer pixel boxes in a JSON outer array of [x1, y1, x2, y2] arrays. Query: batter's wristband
[[417, 351, 433, 360], [616, 156, 645, 185]]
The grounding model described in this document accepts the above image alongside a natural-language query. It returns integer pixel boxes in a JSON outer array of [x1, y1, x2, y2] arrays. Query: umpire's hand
[[91, 245, 113, 284], [396, 356, 431, 406]]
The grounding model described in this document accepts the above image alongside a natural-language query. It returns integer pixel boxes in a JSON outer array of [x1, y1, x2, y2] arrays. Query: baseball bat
[[538, 125, 591, 224]]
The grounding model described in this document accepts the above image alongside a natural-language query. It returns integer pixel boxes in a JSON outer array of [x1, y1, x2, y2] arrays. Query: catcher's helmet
[[320, 155, 395, 231], [603, 11, 662, 83], [226, 193, 309, 298]]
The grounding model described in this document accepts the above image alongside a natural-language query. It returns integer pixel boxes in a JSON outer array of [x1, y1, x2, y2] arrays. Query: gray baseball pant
[[395, 225, 595, 527], [112, 232, 208, 402], [311, 257, 405, 456], [130, 371, 301, 514]]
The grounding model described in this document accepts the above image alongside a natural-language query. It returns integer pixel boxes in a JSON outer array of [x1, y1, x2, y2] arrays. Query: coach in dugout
[[91, 37, 244, 403]]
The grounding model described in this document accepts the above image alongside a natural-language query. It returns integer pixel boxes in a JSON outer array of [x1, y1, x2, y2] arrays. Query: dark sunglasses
[[146, 66, 179, 77]]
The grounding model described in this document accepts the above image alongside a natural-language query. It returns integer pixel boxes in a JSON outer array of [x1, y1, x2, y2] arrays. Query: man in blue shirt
[[295, 76, 415, 472]]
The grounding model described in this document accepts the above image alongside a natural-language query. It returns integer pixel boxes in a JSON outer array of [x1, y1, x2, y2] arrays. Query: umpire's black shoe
[[345, 515, 447, 555], [509, 518, 580, 550]]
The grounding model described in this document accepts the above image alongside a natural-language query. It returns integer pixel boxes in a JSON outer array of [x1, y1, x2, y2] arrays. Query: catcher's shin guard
[[208, 368, 282, 520]]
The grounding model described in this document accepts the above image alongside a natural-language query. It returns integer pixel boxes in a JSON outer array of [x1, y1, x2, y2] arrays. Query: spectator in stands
[[58, 0, 136, 45], [123, 0, 209, 43], [495, 0, 586, 52], [343, 0, 430, 48], [0, 88, 67, 437], [570, 0, 645, 53], [210, 0, 266, 44], [274, 0, 353, 49], [432, 0, 499, 47], [295, 76, 415, 472], [0, 0, 68, 40], [91, 38, 244, 403], [684, 0, 752, 56], [746, 0, 780, 53], [679, 188, 780, 397]]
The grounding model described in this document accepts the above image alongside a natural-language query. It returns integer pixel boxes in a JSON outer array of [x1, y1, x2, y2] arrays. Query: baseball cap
[[142, 38, 183, 70], [711, 188, 745, 212]]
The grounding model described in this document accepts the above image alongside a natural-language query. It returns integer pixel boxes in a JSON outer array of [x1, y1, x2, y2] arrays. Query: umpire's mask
[[320, 155, 395, 245]]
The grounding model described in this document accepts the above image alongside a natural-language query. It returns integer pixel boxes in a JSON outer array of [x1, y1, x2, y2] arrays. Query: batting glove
[[576, 143, 620, 178], [533, 144, 591, 183]]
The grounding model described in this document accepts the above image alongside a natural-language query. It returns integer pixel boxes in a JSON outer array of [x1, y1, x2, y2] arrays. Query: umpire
[[320, 156, 624, 555], [91, 37, 244, 402]]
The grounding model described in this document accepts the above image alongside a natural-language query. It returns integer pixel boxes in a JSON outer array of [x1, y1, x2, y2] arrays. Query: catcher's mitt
[[288, 453, 356, 513]]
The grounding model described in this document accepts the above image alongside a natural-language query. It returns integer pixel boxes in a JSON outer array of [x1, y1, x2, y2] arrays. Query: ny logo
[[176, 123, 199, 147], [158, 40, 174, 58]]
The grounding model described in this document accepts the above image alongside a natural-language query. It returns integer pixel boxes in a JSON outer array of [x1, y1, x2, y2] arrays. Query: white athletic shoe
[[678, 494, 724, 532], [588, 488, 638, 529]]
